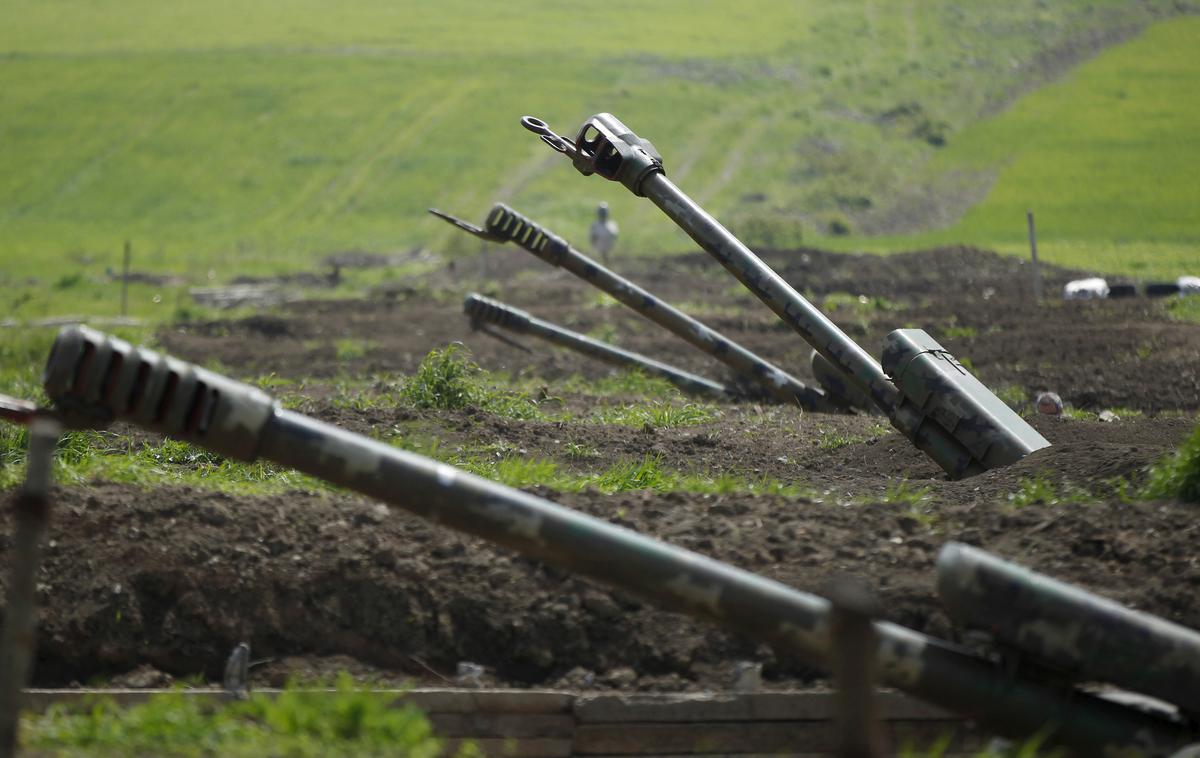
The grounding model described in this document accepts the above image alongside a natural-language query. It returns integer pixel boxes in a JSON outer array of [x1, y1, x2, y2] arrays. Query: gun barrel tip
[[429, 208, 461, 225], [934, 542, 972, 571], [520, 115, 548, 133]]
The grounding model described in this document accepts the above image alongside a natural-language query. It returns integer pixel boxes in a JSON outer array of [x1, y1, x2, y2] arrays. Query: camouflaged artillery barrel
[[462, 293, 734, 400], [520, 113, 1051, 479], [938, 541, 1200, 716], [432, 203, 839, 412], [34, 325, 1193, 755]]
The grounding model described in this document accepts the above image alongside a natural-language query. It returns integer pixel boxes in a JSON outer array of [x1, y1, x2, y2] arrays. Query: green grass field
[[832, 15, 1200, 278], [1, 0, 1193, 323]]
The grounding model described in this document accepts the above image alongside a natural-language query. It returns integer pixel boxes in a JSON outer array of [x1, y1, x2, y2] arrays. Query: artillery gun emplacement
[[432, 204, 845, 412], [461, 292, 738, 400], [520, 113, 1050, 479], [0, 326, 1196, 756]]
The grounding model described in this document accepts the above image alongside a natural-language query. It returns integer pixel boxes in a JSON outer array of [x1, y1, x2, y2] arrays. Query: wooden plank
[[22, 688, 954, 719], [574, 690, 953, 724], [427, 712, 575, 738], [889, 720, 987, 751], [575, 692, 818, 724], [440, 737, 573, 757], [21, 688, 226, 712], [581, 754, 842, 758], [575, 723, 983, 758], [405, 689, 572, 714], [19, 688, 572, 715], [573, 723, 837, 755], [877, 692, 956, 720], [578, 754, 980, 758]]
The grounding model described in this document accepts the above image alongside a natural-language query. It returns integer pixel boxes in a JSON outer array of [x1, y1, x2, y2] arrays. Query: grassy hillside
[[0, 0, 1192, 321], [831, 15, 1200, 278]]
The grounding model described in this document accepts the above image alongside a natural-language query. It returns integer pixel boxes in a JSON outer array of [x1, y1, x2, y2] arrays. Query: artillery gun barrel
[[640, 172, 1004, 477], [34, 325, 1191, 756], [463, 293, 733, 400], [938, 541, 1200, 715], [520, 113, 1050, 479], [455, 203, 836, 411], [640, 171, 892, 403]]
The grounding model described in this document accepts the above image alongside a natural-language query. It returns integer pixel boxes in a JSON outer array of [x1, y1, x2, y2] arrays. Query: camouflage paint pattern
[[882, 330, 1048, 468], [44, 327, 273, 459], [36, 326, 1194, 755], [522, 113, 1051, 479], [432, 203, 838, 411], [811, 351, 874, 413], [462, 293, 734, 400], [938, 541, 1200, 716]]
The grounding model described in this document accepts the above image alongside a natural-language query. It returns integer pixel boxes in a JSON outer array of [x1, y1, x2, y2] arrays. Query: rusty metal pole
[[0, 418, 61, 757], [1027, 211, 1043, 303], [827, 576, 887, 758], [121, 240, 131, 317]]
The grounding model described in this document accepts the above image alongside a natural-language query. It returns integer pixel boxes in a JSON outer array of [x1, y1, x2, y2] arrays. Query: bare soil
[[3, 245, 1199, 691]]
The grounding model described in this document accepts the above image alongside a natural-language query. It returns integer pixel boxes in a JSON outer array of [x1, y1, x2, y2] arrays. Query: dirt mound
[[9, 414, 1196, 690], [162, 246, 1199, 411]]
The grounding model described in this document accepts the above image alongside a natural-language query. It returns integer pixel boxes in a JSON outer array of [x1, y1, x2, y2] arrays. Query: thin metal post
[[121, 240, 131, 317], [1027, 211, 1042, 303], [0, 418, 61, 757]]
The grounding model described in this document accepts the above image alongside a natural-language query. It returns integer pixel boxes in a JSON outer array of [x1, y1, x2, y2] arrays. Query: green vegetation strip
[[445, 451, 808, 499], [0, 346, 783, 498], [5, 341, 1196, 505], [0, 426, 807, 500], [20, 675, 468, 758], [19, 685, 1048, 758]]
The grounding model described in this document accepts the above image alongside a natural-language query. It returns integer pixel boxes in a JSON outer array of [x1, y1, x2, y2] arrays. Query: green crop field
[[0, 0, 1194, 322]]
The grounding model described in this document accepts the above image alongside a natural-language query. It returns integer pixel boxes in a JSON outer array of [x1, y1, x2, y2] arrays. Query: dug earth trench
[[2, 246, 1199, 691]]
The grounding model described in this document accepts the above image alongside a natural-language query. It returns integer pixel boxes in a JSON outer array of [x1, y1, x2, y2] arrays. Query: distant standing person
[[590, 202, 619, 265]]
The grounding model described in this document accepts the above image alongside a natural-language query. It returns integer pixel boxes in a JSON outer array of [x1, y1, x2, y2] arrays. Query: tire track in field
[[260, 85, 432, 231], [669, 101, 756, 187], [622, 101, 759, 246], [904, 0, 919, 64], [317, 81, 480, 224], [691, 111, 777, 209], [1, 76, 171, 222]]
